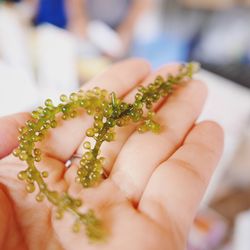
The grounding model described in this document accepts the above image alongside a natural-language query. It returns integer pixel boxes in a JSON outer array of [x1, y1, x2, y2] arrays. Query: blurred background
[[0, 0, 250, 249]]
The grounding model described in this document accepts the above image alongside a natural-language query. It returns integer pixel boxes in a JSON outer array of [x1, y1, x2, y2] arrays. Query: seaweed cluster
[[13, 62, 199, 242]]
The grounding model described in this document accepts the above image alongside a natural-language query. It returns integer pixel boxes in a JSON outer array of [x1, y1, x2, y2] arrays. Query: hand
[[0, 59, 223, 250]]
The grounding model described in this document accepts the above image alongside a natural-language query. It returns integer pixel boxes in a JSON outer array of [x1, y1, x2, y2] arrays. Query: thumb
[[0, 113, 30, 159]]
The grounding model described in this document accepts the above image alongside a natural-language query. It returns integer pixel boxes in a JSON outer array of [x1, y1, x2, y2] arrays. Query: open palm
[[0, 59, 223, 250]]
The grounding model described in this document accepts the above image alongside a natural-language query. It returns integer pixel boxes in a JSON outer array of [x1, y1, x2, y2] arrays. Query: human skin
[[0, 59, 224, 250], [66, 0, 151, 56]]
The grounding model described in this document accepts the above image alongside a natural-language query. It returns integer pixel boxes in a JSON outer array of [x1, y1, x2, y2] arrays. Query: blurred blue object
[[34, 0, 67, 29], [132, 34, 190, 69]]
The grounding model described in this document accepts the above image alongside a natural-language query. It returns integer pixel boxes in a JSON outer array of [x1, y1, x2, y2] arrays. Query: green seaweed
[[13, 62, 199, 242]]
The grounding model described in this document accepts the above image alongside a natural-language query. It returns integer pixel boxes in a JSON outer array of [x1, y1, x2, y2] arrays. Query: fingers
[[74, 64, 181, 173], [139, 121, 224, 235], [39, 58, 151, 162], [110, 79, 207, 204], [82, 58, 151, 95], [65, 64, 183, 190], [0, 113, 30, 159]]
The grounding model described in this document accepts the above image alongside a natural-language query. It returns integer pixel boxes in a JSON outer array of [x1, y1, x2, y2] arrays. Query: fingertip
[[119, 57, 151, 74], [161, 62, 180, 69], [86, 58, 151, 95], [110, 58, 151, 79], [203, 120, 224, 143], [189, 120, 224, 156], [197, 120, 224, 140]]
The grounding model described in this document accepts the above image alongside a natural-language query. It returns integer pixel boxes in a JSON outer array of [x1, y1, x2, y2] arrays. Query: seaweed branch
[[13, 62, 200, 242]]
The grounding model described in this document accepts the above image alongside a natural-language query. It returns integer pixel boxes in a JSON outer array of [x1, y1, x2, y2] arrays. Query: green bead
[[146, 103, 152, 109], [84, 152, 93, 161], [19, 152, 28, 161], [147, 111, 155, 118], [139, 86, 146, 93], [60, 94, 68, 102], [79, 100, 85, 107], [26, 183, 35, 193], [19, 142, 26, 150], [34, 148, 41, 156], [35, 156, 41, 162], [77, 169, 87, 177], [70, 111, 77, 118], [74, 199, 82, 207], [83, 141, 91, 149], [99, 89, 107, 96], [151, 122, 160, 133], [13, 148, 20, 157], [36, 193, 44, 202], [70, 93, 78, 101], [26, 120, 34, 128], [39, 183, 47, 191], [116, 119, 124, 127], [31, 111, 40, 119], [104, 133, 114, 142], [51, 120, 57, 128], [152, 93, 160, 101], [93, 87, 101, 95], [94, 114, 102, 121], [62, 106, 68, 113], [103, 108, 112, 117], [42, 171, 49, 178], [134, 102, 143, 109], [135, 93, 143, 101], [119, 103, 127, 111], [99, 157, 105, 165], [83, 181, 90, 188], [37, 106, 43, 113], [43, 108, 49, 115], [42, 123, 50, 130], [107, 119, 115, 127], [148, 83, 154, 90], [85, 162, 91, 168], [62, 114, 68, 120], [18, 127, 24, 133], [80, 159, 87, 166], [17, 171, 27, 180], [94, 120, 103, 129], [138, 125, 147, 133], [86, 128, 95, 137], [45, 99, 53, 106], [86, 90, 93, 97]]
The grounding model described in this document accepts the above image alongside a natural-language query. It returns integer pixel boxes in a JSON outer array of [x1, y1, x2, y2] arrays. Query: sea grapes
[[13, 62, 199, 242]]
